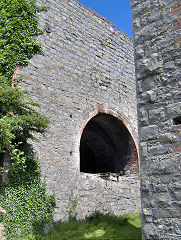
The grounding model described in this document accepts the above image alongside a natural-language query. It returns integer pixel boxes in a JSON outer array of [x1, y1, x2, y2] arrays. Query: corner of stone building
[[131, 0, 181, 239]]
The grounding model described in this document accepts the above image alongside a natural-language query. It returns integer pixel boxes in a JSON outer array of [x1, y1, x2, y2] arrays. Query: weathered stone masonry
[[131, 0, 181, 239], [19, 0, 140, 220]]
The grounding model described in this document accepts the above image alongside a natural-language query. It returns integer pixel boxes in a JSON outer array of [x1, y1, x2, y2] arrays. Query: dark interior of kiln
[[80, 113, 138, 175]]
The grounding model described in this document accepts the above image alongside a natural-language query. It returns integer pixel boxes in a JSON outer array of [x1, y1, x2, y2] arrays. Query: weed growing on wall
[[68, 200, 78, 222], [0, 0, 54, 239]]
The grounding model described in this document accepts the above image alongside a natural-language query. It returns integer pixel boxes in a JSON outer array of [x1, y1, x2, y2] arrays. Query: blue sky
[[77, 0, 133, 37]]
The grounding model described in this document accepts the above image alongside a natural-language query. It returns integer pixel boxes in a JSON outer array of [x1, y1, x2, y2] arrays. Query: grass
[[34, 212, 142, 240]]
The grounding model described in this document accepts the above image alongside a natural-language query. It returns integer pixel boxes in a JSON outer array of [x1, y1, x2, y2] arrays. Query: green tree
[[0, 75, 49, 152]]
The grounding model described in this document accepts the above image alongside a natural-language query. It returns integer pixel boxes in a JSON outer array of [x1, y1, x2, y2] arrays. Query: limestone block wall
[[19, 0, 140, 221], [131, 0, 181, 239]]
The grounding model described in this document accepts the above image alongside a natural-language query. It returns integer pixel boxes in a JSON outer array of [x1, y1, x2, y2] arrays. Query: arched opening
[[80, 113, 138, 175]]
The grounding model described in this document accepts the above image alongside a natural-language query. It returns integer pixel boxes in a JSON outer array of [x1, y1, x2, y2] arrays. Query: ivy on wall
[[0, 0, 54, 239], [0, 148, 55, 239], [0, 0, 46, 81]]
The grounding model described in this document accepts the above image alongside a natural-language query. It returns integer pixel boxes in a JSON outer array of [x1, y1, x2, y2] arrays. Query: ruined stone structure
[[131, 0, 181, 239], [2, 0, 180, 238], [18, 0, 140, 221]]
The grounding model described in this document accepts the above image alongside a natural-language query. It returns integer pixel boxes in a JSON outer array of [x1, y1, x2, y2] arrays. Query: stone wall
[[19, 0, 140, 221], [131, 0, 181, 239]]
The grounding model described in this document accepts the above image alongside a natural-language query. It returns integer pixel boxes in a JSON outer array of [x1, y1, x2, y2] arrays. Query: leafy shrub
[[0, 78, 49, 152]]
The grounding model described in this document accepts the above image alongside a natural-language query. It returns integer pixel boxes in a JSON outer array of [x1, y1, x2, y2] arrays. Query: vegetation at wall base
[[0, 0, 54, 239], [0, 152, 55, 238], [34, 212, 141, 240]]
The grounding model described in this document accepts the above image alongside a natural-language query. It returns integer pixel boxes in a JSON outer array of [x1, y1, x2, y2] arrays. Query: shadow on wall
[[80, 113, 138, 176]]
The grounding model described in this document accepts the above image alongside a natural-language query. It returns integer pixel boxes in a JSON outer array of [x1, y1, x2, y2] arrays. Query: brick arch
[[74, 105, 139, 174]]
